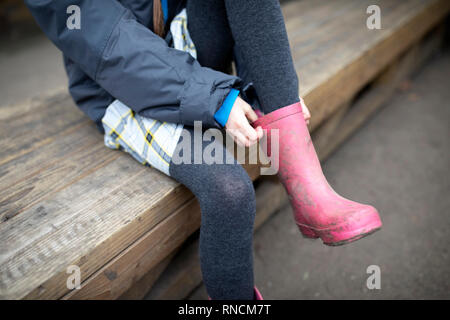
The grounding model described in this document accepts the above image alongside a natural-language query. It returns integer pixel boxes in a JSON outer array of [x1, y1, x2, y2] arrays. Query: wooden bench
[[0, 0, 448, 300]]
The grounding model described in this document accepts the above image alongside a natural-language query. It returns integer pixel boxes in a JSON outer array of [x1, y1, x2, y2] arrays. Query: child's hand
[[225, 97, 264, 147]]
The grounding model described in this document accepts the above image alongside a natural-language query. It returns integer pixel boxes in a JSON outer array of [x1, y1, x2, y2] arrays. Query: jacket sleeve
[[63, 55, 115, 132], [25, 0, 241, 128]]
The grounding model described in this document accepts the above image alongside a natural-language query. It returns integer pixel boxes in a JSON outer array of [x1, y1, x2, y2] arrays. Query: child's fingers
[[302, 107, 311, 120], [228, 129, 248, 147], [241, 120, 259, 143], [300, 97, 311, 121], [244, 104, 259, 123], [303, 108, 311, 119]]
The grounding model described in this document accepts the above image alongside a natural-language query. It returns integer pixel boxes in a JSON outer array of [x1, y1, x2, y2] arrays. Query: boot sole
[[296, 216, 382, 246], [323, 227, 381, 246], [297, 224, 320, 239]]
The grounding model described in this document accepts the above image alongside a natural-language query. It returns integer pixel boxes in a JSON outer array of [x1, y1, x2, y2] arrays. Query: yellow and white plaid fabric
[[102, 9, 196, 176]]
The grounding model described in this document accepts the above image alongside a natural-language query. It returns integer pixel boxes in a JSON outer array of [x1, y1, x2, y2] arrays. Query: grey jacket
[[25, 0, 243, 132]]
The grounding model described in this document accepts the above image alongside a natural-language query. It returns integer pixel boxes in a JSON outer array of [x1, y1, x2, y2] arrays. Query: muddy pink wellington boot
[[252, 100, 382, 246]]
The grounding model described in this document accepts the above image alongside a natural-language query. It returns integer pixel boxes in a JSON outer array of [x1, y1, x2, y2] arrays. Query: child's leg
[[169, 127, 256, 300], [186, 0, 234, 74], [224, 0, 300, 113]]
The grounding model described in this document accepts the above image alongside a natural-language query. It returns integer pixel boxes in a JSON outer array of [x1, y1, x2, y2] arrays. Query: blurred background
[[0, 0, 449, 300]]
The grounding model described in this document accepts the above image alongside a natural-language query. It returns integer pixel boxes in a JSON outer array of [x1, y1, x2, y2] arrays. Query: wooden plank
[[62, 198, 202, 300], [253, 178, 288, 230], [144, 178, 287, 300], [0, 122, 99, 195], [312, 102, 351, 161], [0, 87, 66, 120], [144, 237, 203, 301], [0, 89, 86, 166], [0, 155, 192, 299], [314, 24, 445, 160], [118, 250, 178, 300], [0, 126, 113, 222], [283, 0, 450, 131]]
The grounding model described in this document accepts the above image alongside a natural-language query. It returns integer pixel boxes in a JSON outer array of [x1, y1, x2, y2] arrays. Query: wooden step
[[0, 0, 448, 300]]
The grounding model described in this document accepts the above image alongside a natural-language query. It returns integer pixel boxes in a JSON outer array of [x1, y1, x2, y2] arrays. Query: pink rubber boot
[[252, 101, 382, 246], [253, 287, 263, 300]]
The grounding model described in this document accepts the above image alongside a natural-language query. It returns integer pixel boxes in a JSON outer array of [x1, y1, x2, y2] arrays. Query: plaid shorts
[[102, 9, 195, 176]]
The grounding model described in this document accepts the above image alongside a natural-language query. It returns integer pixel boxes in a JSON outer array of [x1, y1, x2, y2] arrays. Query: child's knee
[[207, 165, 256, 220], [220, 174, 254, 206]]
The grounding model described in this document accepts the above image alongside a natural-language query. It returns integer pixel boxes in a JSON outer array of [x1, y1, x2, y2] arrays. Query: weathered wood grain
[[0, 90, 86, 166], [0, 155, 191, 299], [284, 0, 450, 130], [0, 128, 112, 222], [118, 250, 178, 300], [314, 23, 445, 160], [63, 198, 202, 300]]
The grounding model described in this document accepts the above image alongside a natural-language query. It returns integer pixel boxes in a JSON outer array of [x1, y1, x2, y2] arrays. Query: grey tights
[[169, 127, 256, 300]]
